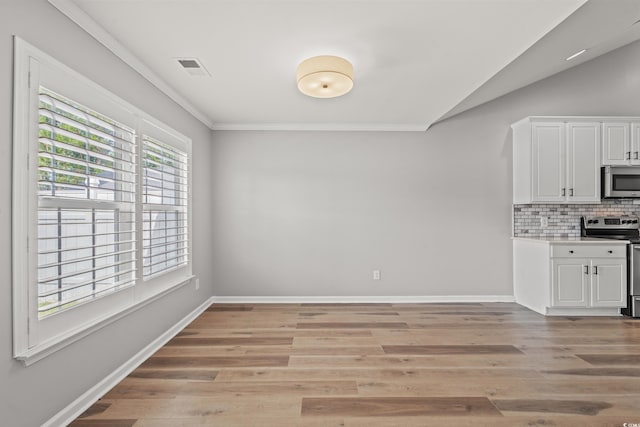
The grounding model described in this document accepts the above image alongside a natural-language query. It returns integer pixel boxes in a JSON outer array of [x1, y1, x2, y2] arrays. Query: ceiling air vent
[[175, 58, 210, 77]]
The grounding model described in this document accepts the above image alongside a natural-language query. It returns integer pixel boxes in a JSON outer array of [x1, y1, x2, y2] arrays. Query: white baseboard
[[42, 296, 215, 427], [212, 295, 515, 304]]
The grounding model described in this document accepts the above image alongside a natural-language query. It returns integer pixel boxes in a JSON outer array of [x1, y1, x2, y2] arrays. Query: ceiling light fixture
[[565, 49, 587, 61], [296, 55, 354, 98]]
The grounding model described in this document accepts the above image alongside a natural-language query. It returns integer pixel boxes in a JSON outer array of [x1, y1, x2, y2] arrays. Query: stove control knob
[[634, 220, 638, 224]]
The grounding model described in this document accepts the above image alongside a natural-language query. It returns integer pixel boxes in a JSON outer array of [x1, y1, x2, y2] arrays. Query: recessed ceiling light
[[566, 49, 587, 61]]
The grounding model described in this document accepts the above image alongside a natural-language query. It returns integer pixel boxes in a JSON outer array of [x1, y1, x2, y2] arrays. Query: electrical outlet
[[195, 278, 200, 290], [540, 217, 549, 227], [373, 270, 381, 280]]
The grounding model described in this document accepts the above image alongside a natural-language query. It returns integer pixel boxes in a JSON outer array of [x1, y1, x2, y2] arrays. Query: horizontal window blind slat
[[39, 197, 134, 211], [38, 179, 136, 195], [142, 181, 187, 193], [142, 156, 187, 173], [144, 254, 188, 269], [38, 248, 136, 269], [140, 238, 187, 251], [39, 138, 136, 174], [39, 219, 135, 226], [38, 239, 136, 255], [143, 139, 187, 161], [40, 92, 135, 137], [38, 268, 137, 297], [143, 165, 186, 180], [39, 120, 135, 155], [39, 258, 135, 284], [38, 278, 136, 313], [38, 229, 134, 241]]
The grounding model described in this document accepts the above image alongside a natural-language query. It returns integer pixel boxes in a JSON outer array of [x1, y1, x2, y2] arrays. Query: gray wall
[[210, 39, 640, 298], [0, 0, 213, 425]]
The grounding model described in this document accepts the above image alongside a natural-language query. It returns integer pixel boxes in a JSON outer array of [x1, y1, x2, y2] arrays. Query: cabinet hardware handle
[[584, 265, 589, 274], [569, 250, 574, 254], [627, 152, 631, 160], [635, 152, 638, 160], [562, 188, 566, 196], [569, 188, 574, 196], [593, 266, 598, 275], [608, 250, 613, 254]]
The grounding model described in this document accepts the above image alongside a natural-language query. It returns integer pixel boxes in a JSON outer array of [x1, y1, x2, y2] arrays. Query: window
[[13, 38, 193, 364], [142, 135, 189, 278], [37, 88, 137, 318]]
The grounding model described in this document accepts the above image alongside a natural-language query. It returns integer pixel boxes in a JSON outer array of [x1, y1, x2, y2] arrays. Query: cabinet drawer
[[550, 244, 626, 258]]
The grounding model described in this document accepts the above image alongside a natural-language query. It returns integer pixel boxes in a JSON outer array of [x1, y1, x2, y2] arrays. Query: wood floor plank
[[382, 345, 524, 355], [77, 402, 111, 418], [166, 337, 294, 346], [344, 416, 636, 427], [140, 356, 289, 368], [297, 322, 409, 329], [576, 354, 640, 365], [492, 399, 612, 415], [543, 368, 640, 377], [129, 369, 218, 381], [214, 367, 543, 382], [68, 420, 136, 427], [104, 380, 358, 399], [301, 396, 501, 417]]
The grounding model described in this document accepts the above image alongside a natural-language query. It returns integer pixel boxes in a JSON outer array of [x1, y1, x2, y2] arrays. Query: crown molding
[[48, 0, 216, 130], [211, 122, 429, 132]]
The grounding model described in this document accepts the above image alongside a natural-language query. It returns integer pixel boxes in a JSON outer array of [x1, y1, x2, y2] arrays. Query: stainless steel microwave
[[602, 166, 640, 198]]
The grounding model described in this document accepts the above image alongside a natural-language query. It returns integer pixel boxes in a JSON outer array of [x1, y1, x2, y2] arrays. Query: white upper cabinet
[[602, 122, 631, 165], [566, 122, 600, 202], [633, 123, 640, 165], [513, 116, 640, 204], [514, 117, 600, 204], [531, 122, 565, 202]]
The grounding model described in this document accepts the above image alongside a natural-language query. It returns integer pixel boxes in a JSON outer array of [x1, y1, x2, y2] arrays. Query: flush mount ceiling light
[[296, 55, 354, 98]]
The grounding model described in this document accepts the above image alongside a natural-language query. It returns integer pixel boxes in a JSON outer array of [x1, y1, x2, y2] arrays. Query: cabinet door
[[552, 259, 589, 307], [566, 122, 600, 202], [631, 123, 640, 165], [590, 259, 626, 307], [532, 123, 565, 202], [602, 122, 630, 165]]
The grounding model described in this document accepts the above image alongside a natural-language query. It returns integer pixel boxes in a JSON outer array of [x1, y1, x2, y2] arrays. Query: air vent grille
[[175, 58, 210, 77]]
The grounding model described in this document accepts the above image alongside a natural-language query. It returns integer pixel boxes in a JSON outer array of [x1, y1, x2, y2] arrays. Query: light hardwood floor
[[70, 303, 640, 426]]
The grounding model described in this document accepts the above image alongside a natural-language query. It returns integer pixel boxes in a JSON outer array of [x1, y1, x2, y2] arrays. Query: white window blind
[[142, 135, 188, 278], [37, 87, 136, 318], [13, 39, 193, 363]]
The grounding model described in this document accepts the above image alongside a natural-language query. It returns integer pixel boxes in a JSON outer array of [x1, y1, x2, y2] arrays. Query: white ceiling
[[51, 0, 639, 131]]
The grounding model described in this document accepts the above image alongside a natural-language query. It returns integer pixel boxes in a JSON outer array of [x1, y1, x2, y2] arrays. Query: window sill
[[15, 275, 195, 366]]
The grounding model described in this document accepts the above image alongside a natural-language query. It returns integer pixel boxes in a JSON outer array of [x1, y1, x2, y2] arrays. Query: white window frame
[[12, 38, 194, 366]]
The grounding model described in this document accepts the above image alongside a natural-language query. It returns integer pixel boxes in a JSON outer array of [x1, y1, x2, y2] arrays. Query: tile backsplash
[[513, 200, 640, 238]]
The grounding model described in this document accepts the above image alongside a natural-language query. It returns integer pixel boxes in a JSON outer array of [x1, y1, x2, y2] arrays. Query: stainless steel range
[[581, 216, 640, 317]]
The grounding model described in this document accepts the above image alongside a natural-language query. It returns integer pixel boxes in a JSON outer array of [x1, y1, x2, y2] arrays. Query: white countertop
[[512, 236, 629, 244]]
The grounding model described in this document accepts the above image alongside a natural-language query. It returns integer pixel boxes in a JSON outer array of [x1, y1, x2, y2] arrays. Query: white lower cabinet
[[514, 239, 627, 316], [551, 258, 625, 308], [552, 259, 588, 307]]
